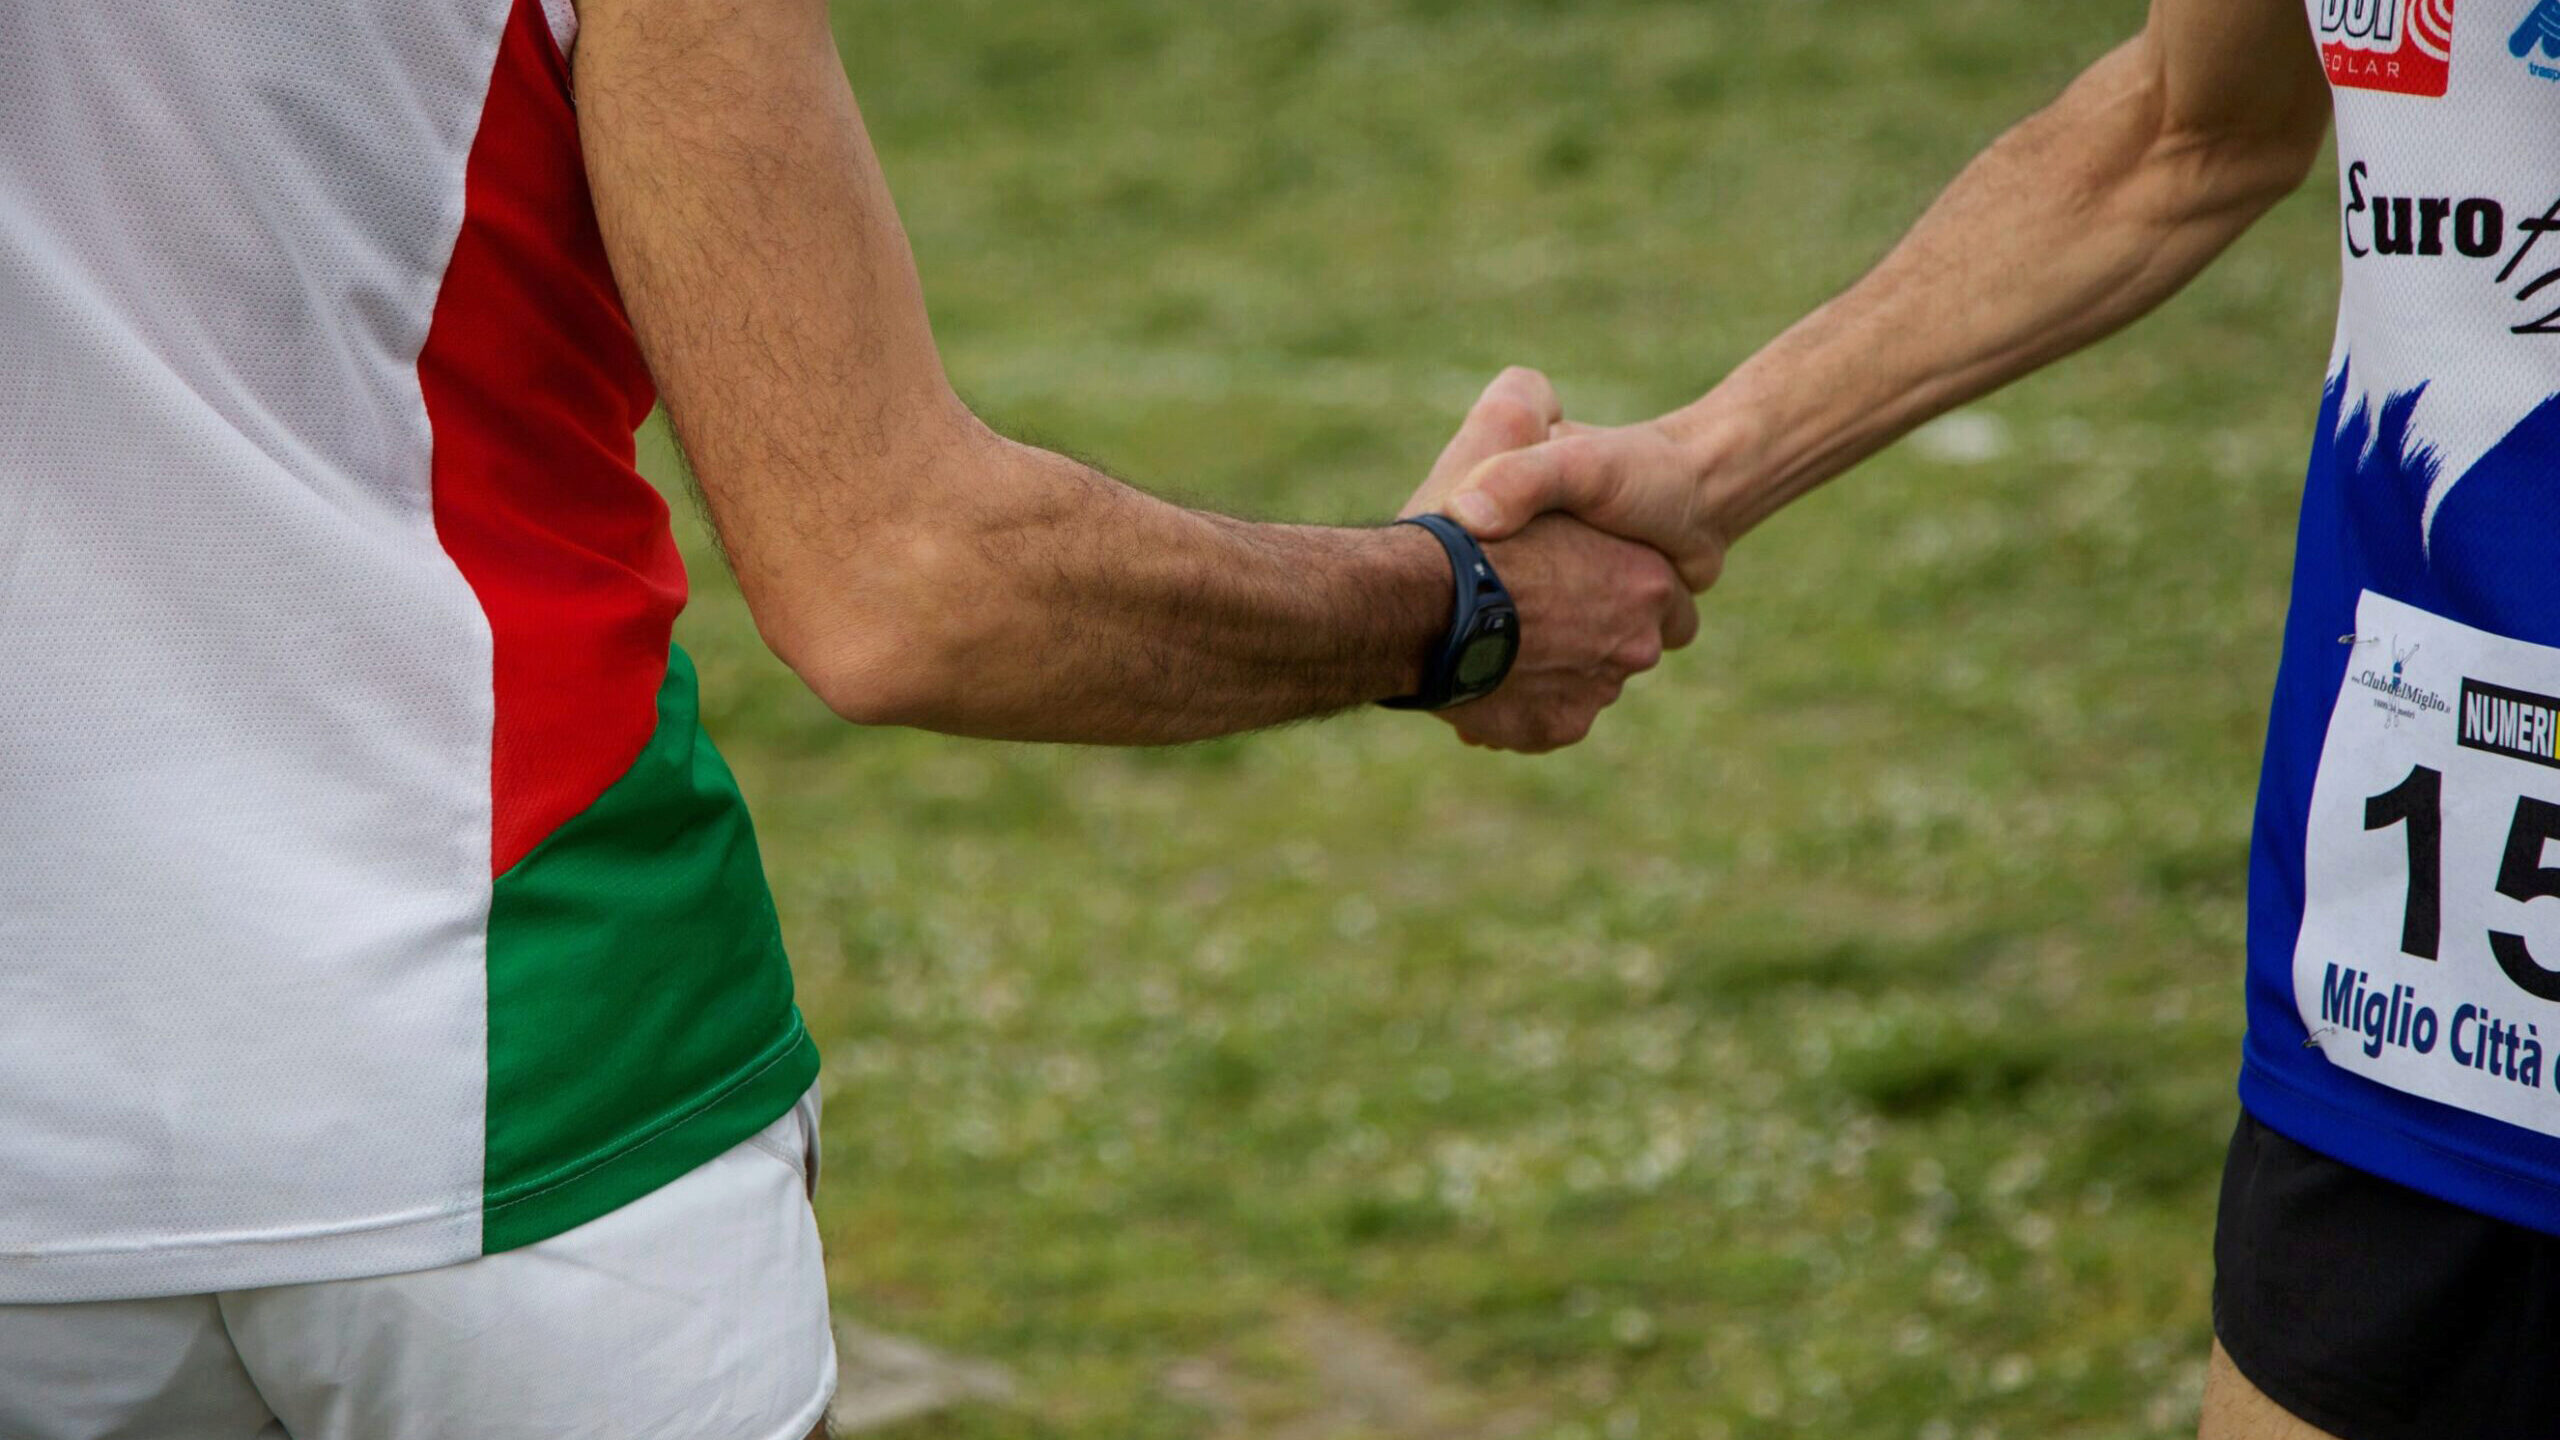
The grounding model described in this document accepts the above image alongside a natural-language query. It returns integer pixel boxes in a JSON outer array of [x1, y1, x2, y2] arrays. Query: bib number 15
[[2367, 762, 2560, 1000]]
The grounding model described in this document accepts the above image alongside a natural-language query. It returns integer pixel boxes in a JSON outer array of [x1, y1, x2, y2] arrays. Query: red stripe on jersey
[[421, 0, 681, 875]]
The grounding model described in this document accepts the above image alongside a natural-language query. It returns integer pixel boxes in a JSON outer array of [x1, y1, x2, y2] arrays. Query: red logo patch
[[2318, 0, 2459, 97]]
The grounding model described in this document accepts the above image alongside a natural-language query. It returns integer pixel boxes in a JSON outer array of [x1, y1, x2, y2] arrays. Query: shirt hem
[[2238, 1058, 2560, 1239], [481, 1016, 820, 1254], [0, 1021, 822, 1302], [0, 1208, 483, 1305]]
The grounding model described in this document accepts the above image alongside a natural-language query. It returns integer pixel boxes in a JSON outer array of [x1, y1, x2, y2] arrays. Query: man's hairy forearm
[[576, 0, 1451, 744], [1668, 28, 2328, 541], [774, 428, 1449, 741]]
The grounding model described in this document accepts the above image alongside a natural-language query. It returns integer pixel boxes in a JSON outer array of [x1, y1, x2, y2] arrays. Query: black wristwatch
[[1380, 514, 1521, 711]]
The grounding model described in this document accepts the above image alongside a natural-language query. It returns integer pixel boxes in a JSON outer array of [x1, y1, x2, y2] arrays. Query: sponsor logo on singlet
[[2318, 0, 2458, 96], [2516, 1, 2560, 80], [2344, 161, 2560, 331]]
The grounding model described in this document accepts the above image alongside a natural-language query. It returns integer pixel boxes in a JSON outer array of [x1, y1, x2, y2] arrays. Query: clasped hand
[[1397, 368, 1698, 753]]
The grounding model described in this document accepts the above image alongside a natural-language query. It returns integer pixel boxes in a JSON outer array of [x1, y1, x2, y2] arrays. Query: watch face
[[1455, 628, 1518, 689]]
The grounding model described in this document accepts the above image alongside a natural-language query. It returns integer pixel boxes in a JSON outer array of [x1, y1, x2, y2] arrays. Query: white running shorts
[[0, 1089, 834, 1440]]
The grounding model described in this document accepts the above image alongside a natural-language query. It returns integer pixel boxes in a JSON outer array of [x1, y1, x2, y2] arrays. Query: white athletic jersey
[[0, 0, 815, 1301], [2245, 0, 2560, 1233]]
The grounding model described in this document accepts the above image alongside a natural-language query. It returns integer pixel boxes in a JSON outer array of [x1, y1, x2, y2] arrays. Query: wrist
[[1656, 396, 1765, 556], [1380, 516, 1520, 710], [1658, 381, 1802, 548], [1378, 519, 1455, 698]]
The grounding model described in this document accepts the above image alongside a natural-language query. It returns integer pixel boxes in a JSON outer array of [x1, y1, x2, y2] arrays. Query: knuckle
[[1542, 695, 1598, 743], [1559, 439, 1621, 499], [1467, 397, 1545, 447], [1493, 366, 1559, 415], [1478, 459, 1542, 507], [1454, 708, 1512, 749]]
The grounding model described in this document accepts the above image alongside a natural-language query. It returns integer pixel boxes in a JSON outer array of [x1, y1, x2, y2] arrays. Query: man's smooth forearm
[[1439, 0, 2328, 588], [1664, 30, 2327, 543]]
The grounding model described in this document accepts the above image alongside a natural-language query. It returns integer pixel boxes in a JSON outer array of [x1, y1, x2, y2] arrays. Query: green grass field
[[648, 2, 2343, 1434]]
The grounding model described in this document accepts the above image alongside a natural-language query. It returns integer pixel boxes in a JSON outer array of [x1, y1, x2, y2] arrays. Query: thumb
[[1443, 438, 1598, 540]]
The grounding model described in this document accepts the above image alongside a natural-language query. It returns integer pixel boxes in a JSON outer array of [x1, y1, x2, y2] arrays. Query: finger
[[1674, 550, 1724, 595], [1441, 444, 1563, 538], [1445, 433, 1621, 540], [1491, 365, 1565, 431], [1447, 695, 1535, 752], [1448, 716, 1501, 750], [1551, 419, 1602, 438], [1422, 368, 1560, 494], [1612, 634, 1665, 676], [1402, 369, 1565, 521], [1661, 586, 1701, 652], [1492, 691, 1608, 755], [1535, 708, 1597, 753]]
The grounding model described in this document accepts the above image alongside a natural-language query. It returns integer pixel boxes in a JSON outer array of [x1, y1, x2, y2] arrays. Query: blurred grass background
[[643, 0, 2339, 1435]]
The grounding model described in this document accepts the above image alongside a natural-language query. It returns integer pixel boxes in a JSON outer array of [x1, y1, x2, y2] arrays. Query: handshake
[[1397, 367, 1728, 755]]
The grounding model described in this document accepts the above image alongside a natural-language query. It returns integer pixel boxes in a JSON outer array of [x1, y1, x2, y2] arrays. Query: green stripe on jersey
[[481, 645, 818, 1254]]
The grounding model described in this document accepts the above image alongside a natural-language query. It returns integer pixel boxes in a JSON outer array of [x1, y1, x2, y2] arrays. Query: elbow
[[2131, 116, 2327, 237], [2078, 26, 2329, 225], [754, 527, 997, 731], [2226, 118, 2328, 209], [724, 412, 1041, 731], [798, 632, 965, 730], [2152, 91, 2332, 218]]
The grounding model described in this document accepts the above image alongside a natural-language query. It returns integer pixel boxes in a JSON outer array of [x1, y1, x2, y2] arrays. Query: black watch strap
[[1380, 514, 1520, 711]]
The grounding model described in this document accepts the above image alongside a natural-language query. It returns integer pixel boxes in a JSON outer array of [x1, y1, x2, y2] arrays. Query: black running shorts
[[2214, 1110, 2560, 1440]]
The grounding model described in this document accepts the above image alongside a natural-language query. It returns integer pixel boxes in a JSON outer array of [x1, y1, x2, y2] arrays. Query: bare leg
[[2199, 1342, 2344, 1440]]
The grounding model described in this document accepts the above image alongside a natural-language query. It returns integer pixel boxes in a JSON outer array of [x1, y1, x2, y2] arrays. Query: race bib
[[2295, 591, 2560, 1135]]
